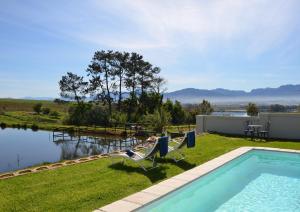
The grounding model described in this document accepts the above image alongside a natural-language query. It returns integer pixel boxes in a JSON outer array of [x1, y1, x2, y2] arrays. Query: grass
[[0, 98, 69, 112], [1, 133, 300, 211]]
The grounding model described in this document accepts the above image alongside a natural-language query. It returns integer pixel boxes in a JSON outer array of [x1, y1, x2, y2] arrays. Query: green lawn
[[1, 134, 300, 211]]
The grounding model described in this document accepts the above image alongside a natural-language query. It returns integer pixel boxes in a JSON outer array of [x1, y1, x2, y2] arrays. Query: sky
[[0, 0, 300, 98]]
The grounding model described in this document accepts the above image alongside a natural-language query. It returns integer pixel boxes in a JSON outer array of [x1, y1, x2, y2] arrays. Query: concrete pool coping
[[95, 146, 300, 212]]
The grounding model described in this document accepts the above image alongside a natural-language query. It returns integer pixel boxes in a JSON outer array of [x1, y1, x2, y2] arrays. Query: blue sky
[[1, 0, 300, 98]]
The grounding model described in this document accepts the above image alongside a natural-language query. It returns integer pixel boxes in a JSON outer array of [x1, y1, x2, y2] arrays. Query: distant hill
[[22, 97, 55, 101], [164, 84, 300, 104], [18, 84, 300, 105]]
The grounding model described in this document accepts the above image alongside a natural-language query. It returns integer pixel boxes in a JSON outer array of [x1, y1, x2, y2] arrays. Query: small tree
[[198, 100, 214, 115], [298, 105, 300, 113], [33, 103, 43, 114], [59, 72, 88, 105], [247, 102, 259, 116]]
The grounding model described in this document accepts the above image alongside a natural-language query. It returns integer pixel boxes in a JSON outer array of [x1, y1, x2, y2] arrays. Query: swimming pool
[[137, 150, 300, 211]]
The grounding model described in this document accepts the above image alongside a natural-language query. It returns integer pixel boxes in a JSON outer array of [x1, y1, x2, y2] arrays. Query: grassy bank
[[1, 134, 300, 211]]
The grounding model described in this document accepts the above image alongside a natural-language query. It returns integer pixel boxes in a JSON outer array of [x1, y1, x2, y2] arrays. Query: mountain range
[[20, 84, 300, 105], [164, 84, 300, 104]]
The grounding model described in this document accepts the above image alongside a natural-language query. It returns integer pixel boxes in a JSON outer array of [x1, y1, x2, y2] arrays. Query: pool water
[[138, 150, 300, 212]]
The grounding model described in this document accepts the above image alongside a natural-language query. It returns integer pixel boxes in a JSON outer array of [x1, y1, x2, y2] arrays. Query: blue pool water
[[138, 150, 300, 212]]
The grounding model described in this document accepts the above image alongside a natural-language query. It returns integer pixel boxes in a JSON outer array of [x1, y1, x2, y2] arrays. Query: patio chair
[[259, 121, 271, 139], [110, 136, 169, 171], [167, 131, 196, 162]]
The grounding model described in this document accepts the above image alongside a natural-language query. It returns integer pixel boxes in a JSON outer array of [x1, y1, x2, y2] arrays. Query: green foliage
[[0, 122, 6, 129], [269, 104, 286, 112], [41, 107, 51, 115], [163, 100, 185, 125], [247, 102, 259, 116], [111, 112, 127, 125], [49, 111, 59, 119], [198, 100, 214, 115], [142, 108, 171, 132], [33, 103, 43, 114], [59, 72, 88, 105], [64, 104, 110, 126]]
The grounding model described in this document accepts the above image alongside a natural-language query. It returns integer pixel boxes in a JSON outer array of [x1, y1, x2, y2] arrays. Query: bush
[[111, 112, 127, 126], [270, 104, 286, 112], [142, 108, 171, 133], [49, 111, 60, 118], [33, 103, 43, 114], [64, 104, 110, 126], [0, 122, 6, 129], [42, 107, 51, 115], [31, 124, 39, 131]]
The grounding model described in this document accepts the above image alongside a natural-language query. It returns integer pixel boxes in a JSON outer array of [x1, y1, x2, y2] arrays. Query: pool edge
[[95, 147, 300, 212]]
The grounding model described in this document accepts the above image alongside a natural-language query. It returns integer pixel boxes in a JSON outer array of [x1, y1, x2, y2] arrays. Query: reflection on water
[[0, 128, 144, 173]]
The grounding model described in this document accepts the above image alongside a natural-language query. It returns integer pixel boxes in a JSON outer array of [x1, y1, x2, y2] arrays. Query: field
[[0, 98, 69, 112], [1, 134, 300, 211]]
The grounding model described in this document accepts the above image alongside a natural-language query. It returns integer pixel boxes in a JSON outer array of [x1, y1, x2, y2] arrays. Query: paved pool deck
[[94, 147, 300, 212]]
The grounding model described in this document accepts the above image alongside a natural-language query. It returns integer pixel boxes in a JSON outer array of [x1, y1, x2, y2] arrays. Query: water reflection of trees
[[53, 134, 142, 161]]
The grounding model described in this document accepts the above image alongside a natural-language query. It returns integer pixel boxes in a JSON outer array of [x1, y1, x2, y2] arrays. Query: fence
[[196, 113, 300, 140]]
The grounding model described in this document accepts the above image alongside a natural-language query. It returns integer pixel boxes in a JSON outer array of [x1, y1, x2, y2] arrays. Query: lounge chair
[[110, 136, 169, 171], [243, 120, 254, 136], [259, 121, 271, 139], [167, 131, 196, 162]]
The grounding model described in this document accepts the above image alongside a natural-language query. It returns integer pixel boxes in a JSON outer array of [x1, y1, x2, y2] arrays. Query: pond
[[212, 111, 248, 117], [0, 128, 143, 173]]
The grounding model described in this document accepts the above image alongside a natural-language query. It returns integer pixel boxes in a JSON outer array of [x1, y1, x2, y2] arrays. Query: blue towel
[[159, 136, 169, 157], [125, 149, 134, 157], [187, 131, 196, 148]]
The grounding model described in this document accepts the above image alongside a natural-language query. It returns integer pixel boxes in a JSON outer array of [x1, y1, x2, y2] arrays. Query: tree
[[151, 76, 167, 95], [124, 53, 143, 98], [59, 72, 88, 105], [163, 100, 186, 125], [124, 52, 144, 120], [270, 104, 286, 112], [33, 103, 42, 114], [112, 51, 129, 111], [247, 102, 259, 116], [198, 100, 214, 115], [87, 50, 116, 116]]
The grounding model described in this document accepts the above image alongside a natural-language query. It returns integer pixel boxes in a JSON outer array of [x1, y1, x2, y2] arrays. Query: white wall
[[196, 113, 300, 140]]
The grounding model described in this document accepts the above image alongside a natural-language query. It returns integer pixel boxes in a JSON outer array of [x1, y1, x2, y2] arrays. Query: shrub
[[42, 107, 51, 115], [0, 122, 6, 129], [142, 108, 171, 133], [49, 111, 59, 118], [270, 104, 286, 112], [31, 124, 39, 131], [33, 103, 43, 114]]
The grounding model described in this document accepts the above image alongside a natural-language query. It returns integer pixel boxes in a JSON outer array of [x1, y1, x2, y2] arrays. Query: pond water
[[212, 111, 248, 117], [0, 128, 143, 173]]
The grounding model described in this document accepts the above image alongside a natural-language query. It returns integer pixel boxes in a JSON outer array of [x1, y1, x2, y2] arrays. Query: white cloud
[[2, 0, 299, 56]]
